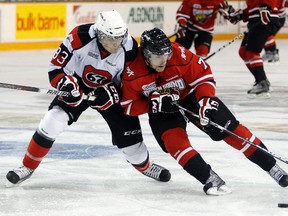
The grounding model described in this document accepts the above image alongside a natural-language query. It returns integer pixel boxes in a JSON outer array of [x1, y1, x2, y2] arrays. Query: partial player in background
[[262, 0, 287, 63], [121, 28, 288, 195], [223, 0, 281, 98], [175, 0, 233, 57], [6, 10, 171, 185]]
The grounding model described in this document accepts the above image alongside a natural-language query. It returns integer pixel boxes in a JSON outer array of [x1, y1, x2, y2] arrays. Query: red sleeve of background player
[[183, 55, 216, 101], [176, 0, 192, 26]]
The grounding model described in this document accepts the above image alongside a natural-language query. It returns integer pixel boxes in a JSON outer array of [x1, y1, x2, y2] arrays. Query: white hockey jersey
[[48, 23, 138, 93]]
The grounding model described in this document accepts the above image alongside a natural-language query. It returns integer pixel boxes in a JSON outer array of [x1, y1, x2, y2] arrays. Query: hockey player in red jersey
[[6, 11, 171, 185], [224, 0, 281, 97], [175, 0, 233, 57], [121, 28, 288, 195]]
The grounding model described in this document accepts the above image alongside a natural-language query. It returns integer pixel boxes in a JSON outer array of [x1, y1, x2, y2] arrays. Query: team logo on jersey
[[126, 66, 134, 77], [142, 78, 186, 97], [67, 34, 74, 43], [82, 65, 112, 87], [178, 46, 186, 60]]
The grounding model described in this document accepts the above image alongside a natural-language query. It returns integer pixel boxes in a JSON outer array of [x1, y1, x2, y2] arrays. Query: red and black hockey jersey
[[121, 43, 216, 116], [176, 0, 228, 33]]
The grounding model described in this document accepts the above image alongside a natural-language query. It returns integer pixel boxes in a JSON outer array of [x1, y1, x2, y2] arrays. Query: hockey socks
[[161, 127, 198, 167], [23, 131, 54, 170]]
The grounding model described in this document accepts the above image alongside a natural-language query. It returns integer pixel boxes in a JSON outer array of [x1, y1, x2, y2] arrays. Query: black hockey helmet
[[140, 28, 172, 60]]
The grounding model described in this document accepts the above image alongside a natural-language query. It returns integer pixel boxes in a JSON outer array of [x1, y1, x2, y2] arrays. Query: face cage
[[97, 29, 128, 41]]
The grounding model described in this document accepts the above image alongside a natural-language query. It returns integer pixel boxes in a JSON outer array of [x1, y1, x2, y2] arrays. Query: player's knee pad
[[239, 46, 260, 62], [161, 127, 198, 167], [196, 45, 209, 57], [38, 106, 69, 140], [239, 46, 247, 60], [121, 141, 148, 165], [224, 124, 261, 157]]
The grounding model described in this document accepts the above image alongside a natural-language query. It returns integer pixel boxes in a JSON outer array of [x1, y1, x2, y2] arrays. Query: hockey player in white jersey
[[6, 10, 171, 184]]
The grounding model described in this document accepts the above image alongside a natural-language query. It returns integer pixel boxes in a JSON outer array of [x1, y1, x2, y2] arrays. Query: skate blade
[[247, 91, 271, 99], [5, 180, 18, 188]]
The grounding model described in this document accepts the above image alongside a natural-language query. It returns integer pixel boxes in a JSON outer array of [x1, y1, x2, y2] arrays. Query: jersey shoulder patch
[[68, 24, 94, 50], [122, 52, 149, 82]]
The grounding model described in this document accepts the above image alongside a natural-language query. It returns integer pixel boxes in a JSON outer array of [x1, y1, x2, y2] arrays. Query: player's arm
[[47, 24, 93, 106], [121, 79, 149, 116], [186, 55, 216, 101], [48, 24, 93, 88], [175, 0, 191, 38], [185, 55, 218, 127]]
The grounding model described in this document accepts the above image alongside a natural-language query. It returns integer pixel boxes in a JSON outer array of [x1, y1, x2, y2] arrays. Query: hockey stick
[[175, 103, 288, 164], [204, 22, 261, 61], [204, 31, 246, 61], [0, 82, 96, 101]]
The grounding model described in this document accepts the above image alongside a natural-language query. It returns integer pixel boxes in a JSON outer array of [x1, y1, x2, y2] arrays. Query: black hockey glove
[[149, 91, 180, 114], [57, 75, 84, 107], [198, 97, 219, 127], [219, 1, 236, 20], [227, 9, 243, 24], [88, 82, 119, 111]]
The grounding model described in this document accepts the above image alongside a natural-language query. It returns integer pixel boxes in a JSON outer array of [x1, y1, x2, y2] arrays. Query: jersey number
[[52, 47, 69, 66], [198, 58, 208, 69]]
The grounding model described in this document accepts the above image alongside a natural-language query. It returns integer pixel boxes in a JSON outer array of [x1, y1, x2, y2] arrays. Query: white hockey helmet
[[94, 10, 128, 40]]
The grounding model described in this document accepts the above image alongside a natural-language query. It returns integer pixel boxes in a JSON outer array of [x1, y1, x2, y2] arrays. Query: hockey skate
[[262, 49, 279, 63], [247, 80, 270, 98], [203, 169, 232, 196], [142, 162, 171, 182], [6, 165, 34, 184], [268, 164, 288, 187]]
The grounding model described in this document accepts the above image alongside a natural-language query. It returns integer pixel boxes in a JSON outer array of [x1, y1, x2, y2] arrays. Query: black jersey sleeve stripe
[[125, 38, 139, 63], [72, 24, 95, 50]]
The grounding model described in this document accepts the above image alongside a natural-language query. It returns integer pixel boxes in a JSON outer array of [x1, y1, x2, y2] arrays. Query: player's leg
[[194, 31, 213, 57], [262, 17, 285, 63], [182, 95, 288, 187], [6, 98, 89, 184], [175, 30, 196, 50], [98, 103, 171, 182], [238, 19, 271, 97], [148, 111, 231, 195]]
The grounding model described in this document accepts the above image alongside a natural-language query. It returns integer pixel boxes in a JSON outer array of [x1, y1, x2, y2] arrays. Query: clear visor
[[98, 30, 128, 41], [98, 30, 128, 53], [148, 52, 172, 72]]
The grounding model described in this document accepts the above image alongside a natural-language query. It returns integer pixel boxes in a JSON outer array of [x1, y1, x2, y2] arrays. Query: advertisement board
[[16, 3, 66, 39]]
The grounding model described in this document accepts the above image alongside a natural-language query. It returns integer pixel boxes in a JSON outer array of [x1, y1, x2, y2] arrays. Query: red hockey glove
[[57, 75, 84, 107], [149, 91, 180, 114], [88, 82, 119, 111], [259, 6, 280, 26], [198, 97, 219, 126], [227, 9, 243, 24]]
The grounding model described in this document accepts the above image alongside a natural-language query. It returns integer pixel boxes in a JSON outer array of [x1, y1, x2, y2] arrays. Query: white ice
[[0, 40, 288, 216]]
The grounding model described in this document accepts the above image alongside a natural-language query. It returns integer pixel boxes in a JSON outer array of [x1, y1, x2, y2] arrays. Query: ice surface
[[0, 40, 288, 216]]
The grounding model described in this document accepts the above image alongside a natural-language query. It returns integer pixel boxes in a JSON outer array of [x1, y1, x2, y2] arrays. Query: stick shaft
[[176, 104, 288, 164], [0, 82, 95, 101]]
